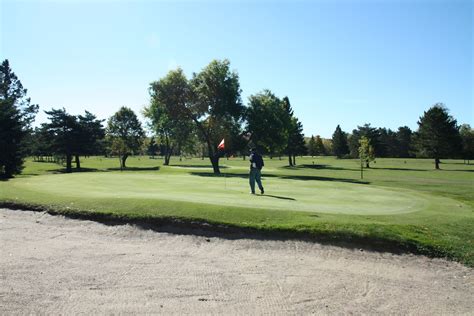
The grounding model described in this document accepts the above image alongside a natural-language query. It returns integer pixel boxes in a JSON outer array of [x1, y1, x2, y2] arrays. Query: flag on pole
[[217, 138, 225, 150]]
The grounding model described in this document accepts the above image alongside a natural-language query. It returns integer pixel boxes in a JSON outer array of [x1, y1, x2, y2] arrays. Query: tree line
[[1, 58, 473, 178]]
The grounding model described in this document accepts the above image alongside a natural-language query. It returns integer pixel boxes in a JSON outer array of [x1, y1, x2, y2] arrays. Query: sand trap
[[0, 208, 472, 314]]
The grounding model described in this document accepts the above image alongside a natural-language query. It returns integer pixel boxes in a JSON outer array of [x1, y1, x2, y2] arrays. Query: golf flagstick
[[217, 138, 226, 189]]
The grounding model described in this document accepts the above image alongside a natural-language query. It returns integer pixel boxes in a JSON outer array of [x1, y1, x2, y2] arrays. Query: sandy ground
[[0, 209, 473, 315]]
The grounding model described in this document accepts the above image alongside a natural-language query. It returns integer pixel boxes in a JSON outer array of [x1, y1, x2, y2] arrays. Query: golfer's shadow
[[257, 194, 296, 201]]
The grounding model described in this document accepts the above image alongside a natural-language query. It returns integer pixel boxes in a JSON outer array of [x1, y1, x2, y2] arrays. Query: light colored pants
[[249, 168, 264, 193]]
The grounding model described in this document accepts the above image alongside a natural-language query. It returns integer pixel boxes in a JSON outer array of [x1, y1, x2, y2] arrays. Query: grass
[[1, 155, 473, 266]]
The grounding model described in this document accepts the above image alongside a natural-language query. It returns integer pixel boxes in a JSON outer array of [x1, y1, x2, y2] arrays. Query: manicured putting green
[[12, 172, 430, 215]]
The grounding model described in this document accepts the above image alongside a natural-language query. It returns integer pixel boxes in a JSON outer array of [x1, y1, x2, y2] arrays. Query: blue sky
[[1, 0, 472, 138]]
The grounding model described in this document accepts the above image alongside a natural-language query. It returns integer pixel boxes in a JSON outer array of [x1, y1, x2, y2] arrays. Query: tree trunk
[[366, 160, 370, 168], [164, 153, 171, 166], [435, 158, 440, 169], [288, 154, 293, 166], [66, 154, 72, 173], [121, 154, 128, 169], [75, 155, 81, 170], [210, 155, 220, 174], [292, 155, 296, 166]]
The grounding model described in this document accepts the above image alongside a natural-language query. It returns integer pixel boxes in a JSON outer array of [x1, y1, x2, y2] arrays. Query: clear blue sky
[[1, 0, 472, 138]]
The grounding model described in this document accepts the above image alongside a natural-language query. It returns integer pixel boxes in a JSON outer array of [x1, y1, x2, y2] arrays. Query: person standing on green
[[249, 148, 264, 195]]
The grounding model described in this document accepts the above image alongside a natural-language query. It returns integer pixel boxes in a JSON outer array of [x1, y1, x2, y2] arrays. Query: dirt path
[[1, 209, 472, 314]]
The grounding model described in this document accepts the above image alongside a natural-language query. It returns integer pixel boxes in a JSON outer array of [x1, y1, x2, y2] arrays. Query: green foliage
[[107, 107, 144, 169], [42, 108, 104, 172], [189, 59, 244, 173], [147, 137, 159, 157], [0, 59, 38, 177], [314, 135, 326, 156], [246, 90, 288, 157], [332, 125, 349, 158], [459, 124, 474, 163], [349, 124, 381, 158], [308, 136, 317, 156], [359, 136, 375, 168], [146, 68, 195, 165], [415, 104, 462, 169]]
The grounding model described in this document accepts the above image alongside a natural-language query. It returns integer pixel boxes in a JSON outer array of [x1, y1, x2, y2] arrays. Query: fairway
[[13, 171, 428, 215]]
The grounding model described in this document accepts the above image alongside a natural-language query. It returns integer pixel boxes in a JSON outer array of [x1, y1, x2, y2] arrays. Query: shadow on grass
[[190, 172, 369, 185], [257, 194, 296, 201], [106, 166, 161, 172], [372, 167, 428, 172], [169, 164, 228, 169], [282, 164, 359, 171]]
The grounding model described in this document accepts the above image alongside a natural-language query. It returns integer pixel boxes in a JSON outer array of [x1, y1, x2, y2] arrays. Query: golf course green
[[1, 156, 473, 266]]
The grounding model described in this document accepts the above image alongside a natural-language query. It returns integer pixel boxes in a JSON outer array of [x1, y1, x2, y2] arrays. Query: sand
[[1, 208, 472, 314]]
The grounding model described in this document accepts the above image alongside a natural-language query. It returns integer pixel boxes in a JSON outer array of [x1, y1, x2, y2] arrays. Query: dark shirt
[[250, 152, 264, 170]]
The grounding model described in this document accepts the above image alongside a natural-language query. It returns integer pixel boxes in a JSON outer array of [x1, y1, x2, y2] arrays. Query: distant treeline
[[1, 58, 473, 178]]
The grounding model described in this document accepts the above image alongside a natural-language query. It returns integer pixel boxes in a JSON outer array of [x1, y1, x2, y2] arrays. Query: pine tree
[[0, 59, 38, 177], [415, 104, 462, 169], [332, 125, 349, 158], [308, 135, 317, 157], [314, 135, 326, 156]]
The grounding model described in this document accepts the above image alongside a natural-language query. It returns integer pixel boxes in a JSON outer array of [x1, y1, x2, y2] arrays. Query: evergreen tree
[[314, 135, 326, 156], [0, 59, 38, 178], [308, 135, 317, 157], [332, 125, 349, 158], [282, 97, 305, 165], [415, 104, 462, 169], [396, 126, 413, 158]]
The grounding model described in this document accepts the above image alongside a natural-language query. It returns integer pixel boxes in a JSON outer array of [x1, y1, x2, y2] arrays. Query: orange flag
[[217, 138, 225, 150]]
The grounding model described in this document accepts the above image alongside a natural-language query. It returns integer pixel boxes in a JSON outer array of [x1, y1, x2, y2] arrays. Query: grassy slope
[[1, 156, 473, 266]]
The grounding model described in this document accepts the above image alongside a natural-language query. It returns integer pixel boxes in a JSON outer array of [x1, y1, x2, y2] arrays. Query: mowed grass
[[1, 155, 473, 266]]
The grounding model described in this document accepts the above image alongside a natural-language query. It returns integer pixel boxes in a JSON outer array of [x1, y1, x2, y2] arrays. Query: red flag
[[217, 138, 225, 150]]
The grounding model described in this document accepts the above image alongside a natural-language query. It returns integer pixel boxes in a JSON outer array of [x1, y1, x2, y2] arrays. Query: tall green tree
[[246, 90, 288, 159], [460, 124, 474, 164], [42, 108, 79, 173], [396, 126, 413, 158], [188, 60, 244, 174], [332, 125, 349, 158], [282, 97, 306, 165], [75, 111, 105, 169], [146, 68, 195, 165], [415, 104, 462, 169], [349, 124, 381, 158], [308, 135, 317, 157], [107, 107, 145, 169], [0, 59, 38, 178], [314, 135, 326, 156]]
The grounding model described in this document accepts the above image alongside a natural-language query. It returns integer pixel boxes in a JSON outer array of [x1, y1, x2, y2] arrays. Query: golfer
[[249, 148, 264, 195]]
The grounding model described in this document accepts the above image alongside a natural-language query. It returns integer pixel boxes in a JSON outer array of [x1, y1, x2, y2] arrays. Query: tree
[[0, 59, 38, 178], [147, 137, 159, 158], [146, 68, 195, 165], [332, 125, 349, 158], [460, 124, 474, 164], [378, 128, 398, 157], [107, 107, 145, 169], [349, 124, 381, 158], [282, 97, 306, 165], [42, 108, 79, 173], [188, 60, 244, 174], [246, 90, 288, 160], [314, 135, 326, 156], [308, 136, 317, 157], [75, 111, 105, 169], [415, 104, 462, 169], [396, 126, 413, 158], [42, 109, 104, 172], [359, 136, 375, 170]]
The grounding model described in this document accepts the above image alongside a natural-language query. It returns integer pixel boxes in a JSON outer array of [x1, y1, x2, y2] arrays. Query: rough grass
[[1, 156, 473, 266]]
